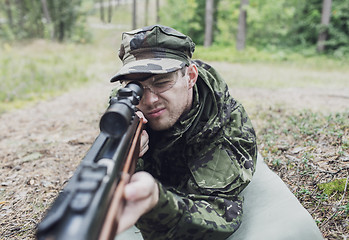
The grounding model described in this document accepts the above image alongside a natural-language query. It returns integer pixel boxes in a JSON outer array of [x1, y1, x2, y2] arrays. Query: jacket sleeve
[[136, 103, 257, 240]]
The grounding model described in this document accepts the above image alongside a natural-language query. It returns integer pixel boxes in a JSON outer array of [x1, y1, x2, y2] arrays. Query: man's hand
[[117, 171, 159, 233]]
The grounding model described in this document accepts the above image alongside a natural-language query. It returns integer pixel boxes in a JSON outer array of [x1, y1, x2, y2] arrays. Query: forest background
[[0, 0, 348, 239]]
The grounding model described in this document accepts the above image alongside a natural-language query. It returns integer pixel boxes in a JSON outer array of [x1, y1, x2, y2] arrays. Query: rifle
[[36, 82, 144, 240]]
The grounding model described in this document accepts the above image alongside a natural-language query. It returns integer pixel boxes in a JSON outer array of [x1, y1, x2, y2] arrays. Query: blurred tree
[[190, 0, 207, 45], [108, 0, 113, 23], [215, 0, 240, 46], [40, 0, 53, 39], [246, 0, 298, 47], [157, 0, 348, 54], [159, 0, 197, 37], [317, 0, 332, 52], [4, 0, 13, 28], [189, 0, 220, 45], [156, 0, 160, 23], [115, 0, 120, 10], [145, 0, 149, 26], [133, 0, 137, 29], [41, 0, 52, 24], [236, 0, 248, 50], [290, 0, 349, 54], [99, 0, 105, 23], [48, 0, 83, 42], [204, 0, 214, 47], [326, 0, 349, 55], [0, 0, 87, 42]]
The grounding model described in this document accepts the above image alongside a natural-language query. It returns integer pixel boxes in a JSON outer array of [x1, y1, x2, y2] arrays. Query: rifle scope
[[100, 82, 143, 138]]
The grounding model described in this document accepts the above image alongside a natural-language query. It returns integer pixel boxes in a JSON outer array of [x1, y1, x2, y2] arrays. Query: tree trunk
[[108, 0, 113, 23], [58, 21, 65, 42], [4, 0, 13, 27], [317, 0, 332, 53], [156, 0, 160, 23], [144, 0, 149, 26], [204, 0, 214, 47], [40, 0, 54, 39], [100, 0, 105, 23], [40, 0, 51, 23], [15, 0, 25, 31], [236, 0, 249, 51], [132, 0, 137, 29]]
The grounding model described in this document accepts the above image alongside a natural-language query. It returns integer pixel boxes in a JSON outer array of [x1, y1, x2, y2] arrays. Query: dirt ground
[[0, 76, 348, 239]]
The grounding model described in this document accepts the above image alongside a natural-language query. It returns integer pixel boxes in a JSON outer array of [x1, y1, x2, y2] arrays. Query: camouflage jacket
[[134, 60, 257, 240]]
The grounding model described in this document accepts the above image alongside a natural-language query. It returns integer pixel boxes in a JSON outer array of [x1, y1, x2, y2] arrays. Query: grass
[[4, 40, 347, 113], [318, 178, 349, 196], [0, 35, 120, 113], [0, 0, 160, 114], [194, 44, 349, 69], [1, 42, 87, 98], [194, 45, 349, 89]]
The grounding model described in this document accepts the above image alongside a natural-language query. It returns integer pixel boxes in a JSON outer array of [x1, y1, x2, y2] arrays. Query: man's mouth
[[147, 108, 165, 118]]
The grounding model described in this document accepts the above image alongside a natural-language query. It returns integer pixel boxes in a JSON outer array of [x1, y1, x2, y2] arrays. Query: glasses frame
[[121, 68, 187, 95]]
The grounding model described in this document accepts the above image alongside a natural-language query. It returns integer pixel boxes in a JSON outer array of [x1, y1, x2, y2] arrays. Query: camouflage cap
[[110, 25, 195, 82]]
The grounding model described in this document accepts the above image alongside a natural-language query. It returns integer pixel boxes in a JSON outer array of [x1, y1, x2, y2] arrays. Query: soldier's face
[[136, 65, 197, 131]]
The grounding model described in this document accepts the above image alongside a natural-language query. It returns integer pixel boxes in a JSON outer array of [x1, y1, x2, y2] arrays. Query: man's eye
[[154, 80, 171, 87]]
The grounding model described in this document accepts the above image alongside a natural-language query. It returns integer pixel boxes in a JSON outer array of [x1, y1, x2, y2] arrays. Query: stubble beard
[[146, 89, 193, 132]]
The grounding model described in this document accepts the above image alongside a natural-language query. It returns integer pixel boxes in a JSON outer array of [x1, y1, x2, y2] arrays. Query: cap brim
[[110, 58, 186, 82]]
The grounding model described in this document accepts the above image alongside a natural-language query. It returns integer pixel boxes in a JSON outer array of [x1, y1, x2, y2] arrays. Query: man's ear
[[187, 63, 198, 89]]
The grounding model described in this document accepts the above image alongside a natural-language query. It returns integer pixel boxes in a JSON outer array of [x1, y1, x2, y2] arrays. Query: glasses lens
[[151, 79, 176, 94], [121, 69, 182, 95]]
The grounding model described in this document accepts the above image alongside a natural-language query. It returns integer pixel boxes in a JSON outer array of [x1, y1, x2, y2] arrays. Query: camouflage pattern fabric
[[132, 60, 258, 240]]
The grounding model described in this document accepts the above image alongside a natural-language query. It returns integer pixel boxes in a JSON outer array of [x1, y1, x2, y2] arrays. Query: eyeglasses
[[122, 70, 182, 95]]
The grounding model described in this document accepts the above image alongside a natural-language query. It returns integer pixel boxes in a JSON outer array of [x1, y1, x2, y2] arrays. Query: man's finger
[[136, 111, 148, 123], [124, 172, 155, 201], [139, 130, 149, 157]]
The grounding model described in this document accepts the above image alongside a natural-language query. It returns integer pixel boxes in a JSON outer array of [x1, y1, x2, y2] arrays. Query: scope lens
[[100, 112, 128, 138]]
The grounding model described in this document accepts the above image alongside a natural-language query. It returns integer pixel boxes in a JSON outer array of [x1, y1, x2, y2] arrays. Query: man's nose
[[141, 88, 159, 105]]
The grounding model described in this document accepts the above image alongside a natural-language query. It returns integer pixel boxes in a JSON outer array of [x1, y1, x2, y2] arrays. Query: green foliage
[[159, 0, 198, 37], [290, 0, 349, 54], [159, 0, 220, 45], [190, 0, 220, 45], [287, 0, 320, 46], [327, 1, 349, 56], [318, 178, 349, 196], [188, 0, 207, 45], [245, 0, 349, 53], [215, 0, 240, 46], [247, 0, 299, 47], [0, 0, 90, 42], [160, 0, 349, 57], [0, 0, 44, 39], [2, 0, 347, 55]]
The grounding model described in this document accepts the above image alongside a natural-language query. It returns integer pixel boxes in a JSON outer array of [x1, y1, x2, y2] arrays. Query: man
[[110, 25, 257, 240]]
